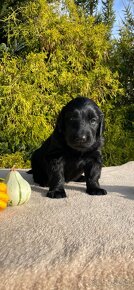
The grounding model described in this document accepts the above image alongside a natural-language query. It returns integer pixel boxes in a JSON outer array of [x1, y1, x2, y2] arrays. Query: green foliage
[[0, 0, 133, 168], [74, 0, 98, 16], [102, 103, 134, 166], [111, 3, 134, 104], [102, 0, 115, 36], [106, 2, 134, 166], [0, 152, 30, 168]]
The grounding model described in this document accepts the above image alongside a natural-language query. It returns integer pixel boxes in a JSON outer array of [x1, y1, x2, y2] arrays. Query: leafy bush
[[102, 104, 134, 166], [0, 0, 133, 168], [0, 152, 30, 168]]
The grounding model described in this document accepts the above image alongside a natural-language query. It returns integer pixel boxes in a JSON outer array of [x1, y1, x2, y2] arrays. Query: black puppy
[[30, 97, 107, 198]]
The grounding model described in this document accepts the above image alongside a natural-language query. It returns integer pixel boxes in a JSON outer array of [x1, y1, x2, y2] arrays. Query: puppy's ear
[[97, 114, 105, 137], [56, 110, 64, 134]]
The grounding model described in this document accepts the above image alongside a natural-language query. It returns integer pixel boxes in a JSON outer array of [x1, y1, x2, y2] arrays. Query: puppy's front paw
[[47, 188, 67, 199], [86, 187, 107, 196]]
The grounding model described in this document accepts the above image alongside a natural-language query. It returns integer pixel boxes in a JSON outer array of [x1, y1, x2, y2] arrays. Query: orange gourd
[[0, 179, 9, 210]]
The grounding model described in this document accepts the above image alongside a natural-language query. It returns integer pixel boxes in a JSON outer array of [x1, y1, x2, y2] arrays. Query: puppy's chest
[[64, 154, 86, 182]]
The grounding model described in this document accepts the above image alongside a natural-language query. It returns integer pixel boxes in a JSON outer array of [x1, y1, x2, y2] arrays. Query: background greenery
[[0, 0, 133, 168]]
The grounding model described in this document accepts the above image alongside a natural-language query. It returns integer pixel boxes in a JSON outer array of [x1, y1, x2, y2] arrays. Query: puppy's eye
[[90, 118, 96, 125]]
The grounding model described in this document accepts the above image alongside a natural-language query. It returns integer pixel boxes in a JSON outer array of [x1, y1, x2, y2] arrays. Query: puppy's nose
[[81, 135, 87, 142], [76, 135, 87, 143]]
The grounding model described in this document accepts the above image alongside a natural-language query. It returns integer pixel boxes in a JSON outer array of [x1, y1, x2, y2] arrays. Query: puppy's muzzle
[[74, 135, 87, 144]]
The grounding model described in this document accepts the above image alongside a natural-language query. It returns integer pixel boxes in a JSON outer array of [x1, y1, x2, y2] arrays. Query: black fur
[[30, 97, 107, 198]]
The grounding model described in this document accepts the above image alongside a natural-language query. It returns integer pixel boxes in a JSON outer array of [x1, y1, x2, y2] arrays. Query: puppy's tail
[[27, 169, 33, 174]]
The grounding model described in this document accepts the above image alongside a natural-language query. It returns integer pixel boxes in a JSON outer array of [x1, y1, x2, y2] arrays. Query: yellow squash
[[0, 179, 9, 210]]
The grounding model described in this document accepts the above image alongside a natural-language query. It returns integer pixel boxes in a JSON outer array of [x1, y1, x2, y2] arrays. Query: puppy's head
[[57, 96, 104, 151]]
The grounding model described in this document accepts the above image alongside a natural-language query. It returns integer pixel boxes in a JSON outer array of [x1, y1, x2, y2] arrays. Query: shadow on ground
[[0, 169, 133, 201]]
